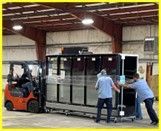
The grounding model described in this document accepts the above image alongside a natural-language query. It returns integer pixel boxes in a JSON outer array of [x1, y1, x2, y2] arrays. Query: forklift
[[4, 61, 45, 113]]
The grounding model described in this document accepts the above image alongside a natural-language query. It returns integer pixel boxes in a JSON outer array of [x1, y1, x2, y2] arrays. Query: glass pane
[[59, 57, 71, 103], [28, 64, 39, 77], [46, 57, 57, 101], [86, 56, 101, 106], [102, 55, 119, 108], [72, 57, 85, 104], [102, 55, 118, 75], [14, 65, 24, 77]]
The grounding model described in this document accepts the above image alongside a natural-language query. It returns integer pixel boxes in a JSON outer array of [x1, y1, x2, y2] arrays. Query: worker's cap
[[101, 69, 106, 75]]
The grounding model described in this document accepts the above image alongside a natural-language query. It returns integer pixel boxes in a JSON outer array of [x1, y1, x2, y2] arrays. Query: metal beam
[[99, 4, 158, 15], [107, 10, 158, 19], [3, 6, 49, 14], [24, 19, 79, 27], [37, 23, 93, 32], [36, 41, 46, 61], [3, 3, 36, 8], [3, 20, 45, 41], [3, 9, 64, 20], [111, 24, 122, 53], [123, 22, 157, 26], [113, 15, 158, 21], [8, 14, 73, 22], [115, 16, 158, 24]]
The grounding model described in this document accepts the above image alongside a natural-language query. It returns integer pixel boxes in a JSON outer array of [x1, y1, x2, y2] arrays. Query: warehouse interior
[[2, 2, 159, 128]]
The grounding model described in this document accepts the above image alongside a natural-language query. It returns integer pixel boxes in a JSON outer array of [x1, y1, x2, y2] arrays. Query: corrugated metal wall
[[46, 29, 112, 55], [122, 25, 158, 59], [122, 25, 158, 79]]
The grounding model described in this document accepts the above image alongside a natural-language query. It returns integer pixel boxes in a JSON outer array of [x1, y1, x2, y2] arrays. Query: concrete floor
[[2, 101, 159, 128]]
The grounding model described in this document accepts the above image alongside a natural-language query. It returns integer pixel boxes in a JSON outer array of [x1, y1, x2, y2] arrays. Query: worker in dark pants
[[118, 73, 159, 125], [95, 69, 120, 123]]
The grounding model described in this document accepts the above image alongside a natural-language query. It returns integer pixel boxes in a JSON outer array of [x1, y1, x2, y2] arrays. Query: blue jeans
[[135, 97, 143, 119], [96, 98, 112, 122], [144, 98, 158, 123]]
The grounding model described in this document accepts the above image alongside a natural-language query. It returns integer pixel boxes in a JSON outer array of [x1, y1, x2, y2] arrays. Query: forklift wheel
[[27, 100, 39, 113], [5, 101, 13, 111]]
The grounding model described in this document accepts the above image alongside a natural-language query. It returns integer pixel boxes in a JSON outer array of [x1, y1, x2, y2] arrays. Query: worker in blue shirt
[[126, 79, 143, 120], [95, 69, 120, 123], [118, 73, 158, 125]]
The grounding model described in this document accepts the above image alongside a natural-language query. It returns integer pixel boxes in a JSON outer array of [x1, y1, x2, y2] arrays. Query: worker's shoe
[[151, 121, 158, 125]]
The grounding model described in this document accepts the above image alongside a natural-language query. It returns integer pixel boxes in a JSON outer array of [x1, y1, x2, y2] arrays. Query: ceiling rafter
[[3, 3, 38, 8], [3, 2, 158, 35], [10, 14, 74, 22], [36, 23, 93, 32], [3, 9, 64, 20], [3, 6, 50, 14], [23, 18, 80, 27], [98, 4, 158, 15], [106, 10, 158, 19]]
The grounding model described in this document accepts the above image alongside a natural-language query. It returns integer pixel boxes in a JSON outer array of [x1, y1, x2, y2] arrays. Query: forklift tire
[[27, 100, 39, 113], [5, 101, 13, 111]]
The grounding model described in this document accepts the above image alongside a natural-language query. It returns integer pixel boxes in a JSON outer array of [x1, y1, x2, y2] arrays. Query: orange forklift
[[4, 61, 45, 113]]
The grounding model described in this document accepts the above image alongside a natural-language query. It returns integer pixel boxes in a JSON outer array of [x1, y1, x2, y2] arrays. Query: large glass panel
[[102, 55, 119, 108], [102, 55, 118, 76], [59, 57, 71, 103], [86, 56, 101, 106], [72, 57, 85, 104], [46, 57, 57, 101]]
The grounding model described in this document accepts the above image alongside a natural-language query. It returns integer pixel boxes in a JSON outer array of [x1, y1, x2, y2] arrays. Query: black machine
[[44, 54, 138, 122]]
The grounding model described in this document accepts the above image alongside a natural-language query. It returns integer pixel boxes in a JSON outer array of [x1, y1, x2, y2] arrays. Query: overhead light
[[82, 18, 94, 25], [12, 25, 23, 31]]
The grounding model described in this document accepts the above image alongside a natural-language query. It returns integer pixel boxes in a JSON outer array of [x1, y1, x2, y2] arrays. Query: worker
[[95, 69, 120, 123], [126, 79, 143, 120], [7, 68, 19, 88], [19, 69, 33, 96], [118, 73, 158, 125]]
